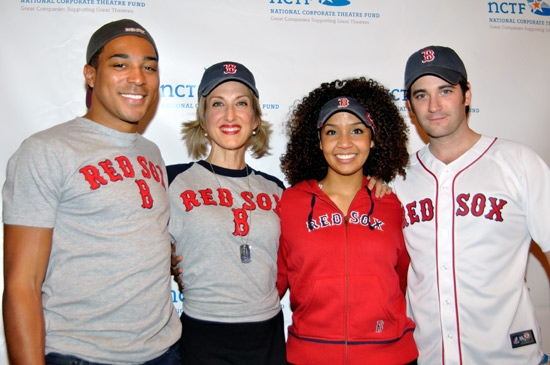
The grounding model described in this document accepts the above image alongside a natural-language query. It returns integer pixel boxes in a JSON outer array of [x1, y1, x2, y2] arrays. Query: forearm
[[3, 284, 46, 364], [3, 224, 52, 364]]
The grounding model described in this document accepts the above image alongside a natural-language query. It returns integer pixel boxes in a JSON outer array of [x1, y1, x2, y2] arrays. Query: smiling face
[[408, 75, 471, 142], [320, 111, 374, 180], [202, 81, 259, 161], [83, 35, 159, 133]]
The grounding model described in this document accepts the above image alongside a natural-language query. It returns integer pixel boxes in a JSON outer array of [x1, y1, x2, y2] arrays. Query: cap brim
[[200, 78, 259, 97], [317, 109, 375, 136], [406, 67, 464, 90]]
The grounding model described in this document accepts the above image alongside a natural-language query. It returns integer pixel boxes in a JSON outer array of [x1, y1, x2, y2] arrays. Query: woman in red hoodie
[[277, 77, 418, 364]]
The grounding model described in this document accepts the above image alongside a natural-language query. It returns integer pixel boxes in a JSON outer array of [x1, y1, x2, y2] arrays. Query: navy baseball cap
[[404, 45, 467, 90], [86, 19, 158, 65], [317, 96, 375, 136], [198, 61, 259, 97]]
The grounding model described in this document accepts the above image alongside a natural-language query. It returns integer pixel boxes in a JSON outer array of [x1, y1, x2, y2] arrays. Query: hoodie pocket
[[348, 274, 403, 341], [292, 275, 347, 341]]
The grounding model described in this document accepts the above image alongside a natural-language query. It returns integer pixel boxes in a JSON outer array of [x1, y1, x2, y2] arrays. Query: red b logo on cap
[[421, 49, 435, 63], [223, 63, 238, 75], [338, 97, 350, 108]]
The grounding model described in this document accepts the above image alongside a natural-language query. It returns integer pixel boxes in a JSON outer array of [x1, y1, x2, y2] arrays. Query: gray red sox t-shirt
[[3, 117, 181, 363]]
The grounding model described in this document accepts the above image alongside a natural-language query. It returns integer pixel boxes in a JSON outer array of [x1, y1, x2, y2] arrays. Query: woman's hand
[[367, 176, 393, 198]]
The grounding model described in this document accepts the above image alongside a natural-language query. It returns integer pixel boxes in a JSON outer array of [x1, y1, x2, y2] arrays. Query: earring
[[252, 130, 257, 136], [204, 132, 208, 137]]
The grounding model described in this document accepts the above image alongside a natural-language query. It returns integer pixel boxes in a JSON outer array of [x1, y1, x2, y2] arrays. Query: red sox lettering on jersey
[[307, 211, 384, 231], [178, 187, 280, 237], [402, 193, 508, 226], [79, 155, 166, 209]]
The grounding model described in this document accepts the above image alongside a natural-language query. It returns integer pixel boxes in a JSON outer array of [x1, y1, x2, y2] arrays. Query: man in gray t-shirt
[[2, 19, 181, 364]]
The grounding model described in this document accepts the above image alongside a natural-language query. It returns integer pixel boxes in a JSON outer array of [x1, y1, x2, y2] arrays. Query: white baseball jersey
[[393, 135, 550, 365]]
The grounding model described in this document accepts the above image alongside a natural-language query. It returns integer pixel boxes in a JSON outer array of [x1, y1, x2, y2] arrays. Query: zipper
[[313, 182, 365, 364], [344, 214, 349, 364]]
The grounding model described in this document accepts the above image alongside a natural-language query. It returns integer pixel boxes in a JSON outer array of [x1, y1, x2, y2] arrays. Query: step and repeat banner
[[1, 0, 549, 361]]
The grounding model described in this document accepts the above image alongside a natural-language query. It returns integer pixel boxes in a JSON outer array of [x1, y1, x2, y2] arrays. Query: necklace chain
[[208, 161, 253, 263]]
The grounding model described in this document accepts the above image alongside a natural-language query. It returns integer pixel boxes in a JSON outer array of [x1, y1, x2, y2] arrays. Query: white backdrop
[[1, 0, 549, 362]]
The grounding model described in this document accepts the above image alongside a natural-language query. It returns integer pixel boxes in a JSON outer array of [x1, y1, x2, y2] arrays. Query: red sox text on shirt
[[177, 187, 279, 237], [79, 155, 166, 209], [402, 193, 508, 227]]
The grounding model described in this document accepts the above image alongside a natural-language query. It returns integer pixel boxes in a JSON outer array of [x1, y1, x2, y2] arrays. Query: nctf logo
[[488, 0, 550, 16], [320, 0, 351, 5], [527, 0, 550, 15], [269, 0, 353, 6]]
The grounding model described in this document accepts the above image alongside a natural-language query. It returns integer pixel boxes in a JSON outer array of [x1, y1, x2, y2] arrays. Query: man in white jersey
[[2, 19, 181, 364], [392, 45, 550, 364]]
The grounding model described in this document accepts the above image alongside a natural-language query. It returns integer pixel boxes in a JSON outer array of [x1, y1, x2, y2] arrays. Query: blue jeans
[[45, 341, 180, 365]]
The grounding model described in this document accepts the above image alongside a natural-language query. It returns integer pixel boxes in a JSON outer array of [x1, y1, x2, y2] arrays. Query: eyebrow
[[411, 88, 426, 97], [412, 83, 455, 96], [324, 120, 365, 128], [208, 94, 252, 100], [109, 53, 158, 62]]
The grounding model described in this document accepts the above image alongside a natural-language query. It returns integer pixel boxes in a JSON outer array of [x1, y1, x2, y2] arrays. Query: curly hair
[[280, 77, 409, 186], [181, 88, 272, 159]]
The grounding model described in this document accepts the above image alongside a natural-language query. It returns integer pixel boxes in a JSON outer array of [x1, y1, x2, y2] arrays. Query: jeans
[[45, 341, 180, 365]]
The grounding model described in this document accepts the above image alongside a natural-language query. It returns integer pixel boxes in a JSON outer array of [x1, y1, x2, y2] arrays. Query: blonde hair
[[182, 87, 272, 159]]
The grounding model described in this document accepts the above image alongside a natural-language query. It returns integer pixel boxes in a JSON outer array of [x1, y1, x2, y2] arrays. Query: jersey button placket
[[437, 170, 461, 364]]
